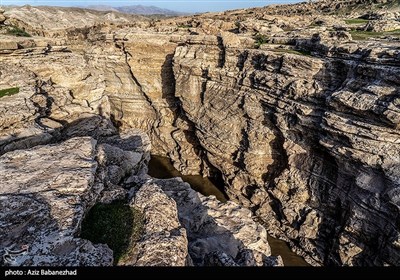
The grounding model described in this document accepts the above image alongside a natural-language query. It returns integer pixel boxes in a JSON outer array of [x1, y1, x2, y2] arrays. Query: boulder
[[0, 137, 113, 266], [126, 183, 189, 266], [152, 178, 283, 266]]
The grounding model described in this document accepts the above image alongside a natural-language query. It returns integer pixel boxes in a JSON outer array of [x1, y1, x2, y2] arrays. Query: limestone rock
[[4, 5, 149, 37], [0, 40, 17, 50], [360, 20, 400, 32], [152, 178, 281, 266], [96, 131, 151, 202], [0, 137, 113, 266], [172, 33, 400, 266], [126, 183, 189, 266], [0, 8, 6, 24]]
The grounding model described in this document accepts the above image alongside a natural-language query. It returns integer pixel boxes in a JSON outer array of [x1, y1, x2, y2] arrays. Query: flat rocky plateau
[[0, 0, 399, 266]]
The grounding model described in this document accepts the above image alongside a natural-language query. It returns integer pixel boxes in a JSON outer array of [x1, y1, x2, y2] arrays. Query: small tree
[[253, 33, 268, 49]]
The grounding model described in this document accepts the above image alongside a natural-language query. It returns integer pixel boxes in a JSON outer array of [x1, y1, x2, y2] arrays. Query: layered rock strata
[[0, 122, 280, 266], [0, 137, 113, 266], [1, 1, 399, 266], [171, 36, 400, 266]]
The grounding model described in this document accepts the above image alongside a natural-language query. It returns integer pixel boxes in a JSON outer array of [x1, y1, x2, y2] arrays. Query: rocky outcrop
[[359, 20, 400, 32], [151, 178, 283, 266], [171, 34, 400, 266], [0, 130, 282, 267], [1, 2, 399, 267], [0, 8, 7, 25], [127, 183, 189, 266], [247, 0, 399, 16], [0, 35, 282, 264], [0, 137, 113, 266], [0, 121, 153, 266], [3, 5, 149, 37]]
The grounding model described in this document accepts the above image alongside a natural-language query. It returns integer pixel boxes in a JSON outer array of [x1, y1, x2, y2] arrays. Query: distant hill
[[249, 0, 400, 16], [87, 5, 188, 16], [86, 5, 119, 12]]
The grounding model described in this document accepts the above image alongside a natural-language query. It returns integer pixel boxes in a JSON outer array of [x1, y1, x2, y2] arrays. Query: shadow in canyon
[[160, 53, 228, 198], [80, 200, 144, 265], [153, 177, 276, 266], [148, 155, 227, 203], [160, 51, 310, 265], [149, 155, 310, 266]]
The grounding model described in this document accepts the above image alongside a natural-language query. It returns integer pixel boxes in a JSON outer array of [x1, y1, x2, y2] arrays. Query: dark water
[[267, 236, 309, 266], [148, 155, 228, 202], [148, 155, 309, 266]]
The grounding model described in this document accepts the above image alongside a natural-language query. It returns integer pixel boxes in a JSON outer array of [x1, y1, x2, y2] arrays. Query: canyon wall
[[1, 4, 400, 266], [0, 33, 282, 266], [116, 35, 399, 266], [170, 36, 400, 266], [107, 32, 400, 266]]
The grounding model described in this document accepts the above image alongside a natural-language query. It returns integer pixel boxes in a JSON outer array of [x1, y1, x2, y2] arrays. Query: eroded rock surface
[[127, 183, 189, 266], [151, 178, 283, 266], [1, 0, 399, 266], [171, 31, 400, 267], [0, 137, 112, 266]]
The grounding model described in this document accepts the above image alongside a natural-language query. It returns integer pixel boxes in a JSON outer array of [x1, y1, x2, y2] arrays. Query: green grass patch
[[6, 26, 31, 37], [272, 48, 312, 56], [80, 201, 144, 265], [345, 19, 369, 25], [350, 29, 400, 40], [0, 87, 19, 98], [254, 33, 268, 49]]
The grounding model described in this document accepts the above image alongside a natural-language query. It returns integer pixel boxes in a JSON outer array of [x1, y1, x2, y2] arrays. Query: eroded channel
[[147, 155, 309, 266]]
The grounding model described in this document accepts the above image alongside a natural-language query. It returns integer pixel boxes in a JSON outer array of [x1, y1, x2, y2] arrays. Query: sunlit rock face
[[0, 137, 113, 266], [1, 1, 400, 266], [171, 36, 400, 266]]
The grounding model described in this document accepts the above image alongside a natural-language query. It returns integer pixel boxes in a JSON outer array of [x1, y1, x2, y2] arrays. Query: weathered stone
[[360, 20, 400, 32], [0, 137, 113, 266], [0, 41, 18, 50], [171, 35, 400, 266], [0, 14, 6, 24], [152, 178, 281, 266], [127, 183, 188, 266]]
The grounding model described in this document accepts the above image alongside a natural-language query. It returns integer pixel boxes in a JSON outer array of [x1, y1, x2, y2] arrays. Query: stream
[[147, 155, 309, 266]]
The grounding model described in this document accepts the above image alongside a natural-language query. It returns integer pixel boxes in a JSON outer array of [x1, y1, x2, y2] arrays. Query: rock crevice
[[1, 2, 400, 266]]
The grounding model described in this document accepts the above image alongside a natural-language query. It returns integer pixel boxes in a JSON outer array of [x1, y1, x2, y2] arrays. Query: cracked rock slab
[[151, 178, 283, 266], [0, 137, 112, 266], [126, 183, 189, 266]]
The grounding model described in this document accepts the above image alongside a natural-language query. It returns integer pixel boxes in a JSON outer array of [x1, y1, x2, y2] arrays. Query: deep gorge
[[1, 3, 400, 267], [108, 33, 400, 266], [147, 155, 309, 266]]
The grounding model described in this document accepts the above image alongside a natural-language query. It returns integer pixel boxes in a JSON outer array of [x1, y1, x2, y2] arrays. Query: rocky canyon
[[0, 0, 399, 267]]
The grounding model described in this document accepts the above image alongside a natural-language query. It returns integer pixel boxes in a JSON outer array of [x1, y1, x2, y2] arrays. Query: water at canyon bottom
[[148, 155, 309, 266]]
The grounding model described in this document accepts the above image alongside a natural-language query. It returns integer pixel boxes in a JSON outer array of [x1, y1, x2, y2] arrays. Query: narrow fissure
[[147, 155, 228, 203], [147, 154, 308, 266]]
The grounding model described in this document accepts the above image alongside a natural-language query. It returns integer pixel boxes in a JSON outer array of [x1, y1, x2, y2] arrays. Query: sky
[[0, 0, 303, 13]]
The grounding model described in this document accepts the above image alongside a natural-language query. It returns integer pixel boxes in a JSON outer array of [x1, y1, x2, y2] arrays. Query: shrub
[[6, 26, 31, 37], [254, 33, 268, 49]]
